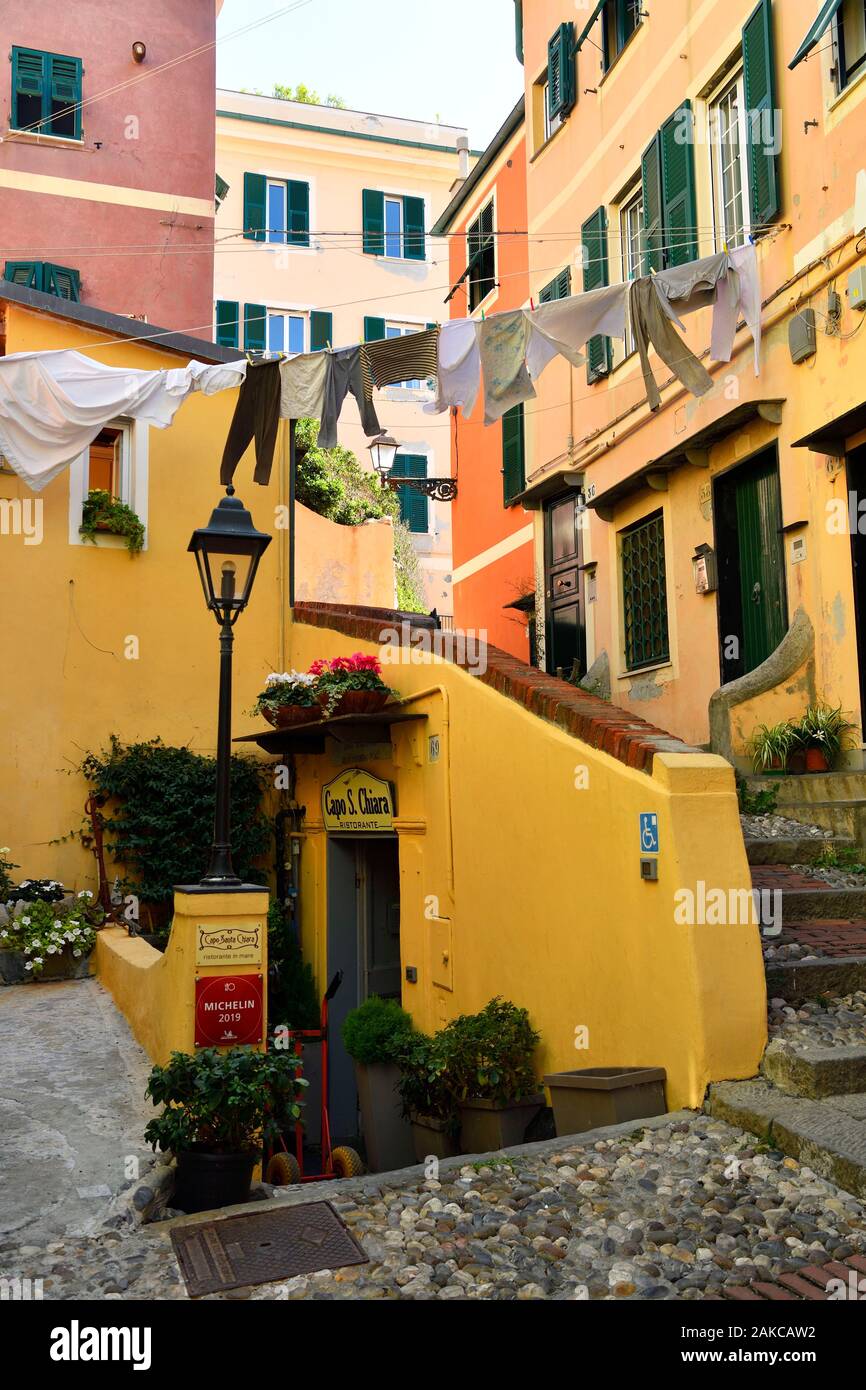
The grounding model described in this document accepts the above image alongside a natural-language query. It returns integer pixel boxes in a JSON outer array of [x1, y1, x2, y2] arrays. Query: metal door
[[544, 491, 586, 678]]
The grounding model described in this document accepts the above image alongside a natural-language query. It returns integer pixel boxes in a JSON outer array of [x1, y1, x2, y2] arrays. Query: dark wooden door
[[848, 445, 866, 724], [715, 449, 788, 684], [544, 492, 586, 678]]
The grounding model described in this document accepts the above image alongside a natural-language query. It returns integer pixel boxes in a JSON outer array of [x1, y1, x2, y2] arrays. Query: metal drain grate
[[170, 1201, 368, 1297]]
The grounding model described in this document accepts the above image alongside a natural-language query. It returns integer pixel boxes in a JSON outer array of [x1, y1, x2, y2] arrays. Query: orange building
[[431, 100, 533, 660]]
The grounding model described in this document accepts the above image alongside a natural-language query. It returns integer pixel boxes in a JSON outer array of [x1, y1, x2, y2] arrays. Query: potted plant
[[0, 891, 102, 982], [342, 996, 416, 1172], [440, 998, 545, 1154], [80, 489, 146, 554], [6, 877, 66, 906], [0, 846, 19, 904], [144, 1046, 308, 1214], [543, 1066, 667, 1137], [310, 653, 394, 718], [250, 671, 320, 728], [748, 721, 795, 775], [396, 1031, 460, 1162], [794, 702, 854, 773]]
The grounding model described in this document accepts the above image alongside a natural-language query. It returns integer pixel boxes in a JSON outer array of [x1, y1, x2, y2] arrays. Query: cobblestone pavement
[[768, 991, 866, 1049], [2, 1114, 865, 1301], [741, 814, 830, 841]]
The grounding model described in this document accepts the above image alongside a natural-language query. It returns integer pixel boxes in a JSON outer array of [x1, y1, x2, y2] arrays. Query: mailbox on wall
[[692, 544, 718, 595]]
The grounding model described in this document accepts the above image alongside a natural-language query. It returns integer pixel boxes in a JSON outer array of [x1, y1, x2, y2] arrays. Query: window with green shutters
[[364, 316, 386, 343], [547, 22, 576, 122], [243, 172, 310, 246], [11, 48, 82, 139], [602, 1, 642, 70], [3, 261, 80, 300], [539, 267, 571, 303], [215, 173, 229, 212], [310, 311, 332, 352], [466, 199, 496, 311], [215, 300, 239, 349], [502, 404, 525, 506], [641, 102, 698, 271], [742, 0, 780, 227], [244, 303, 267, 352], [391, 454, 429, 533], [581, 208, 612, 382], [620, 510, 670, 671], [362, 190, 426, 260]]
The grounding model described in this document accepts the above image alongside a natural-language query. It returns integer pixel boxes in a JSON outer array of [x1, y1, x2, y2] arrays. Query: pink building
[[0, 1, 220, 332]]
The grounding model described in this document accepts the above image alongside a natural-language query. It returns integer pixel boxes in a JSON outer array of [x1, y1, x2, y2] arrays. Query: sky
[[215, 0, 524, 150]]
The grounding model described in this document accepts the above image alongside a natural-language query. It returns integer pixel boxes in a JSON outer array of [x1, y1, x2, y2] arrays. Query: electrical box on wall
[[849, 266, 866, 312], [789, 310, 817, 364]]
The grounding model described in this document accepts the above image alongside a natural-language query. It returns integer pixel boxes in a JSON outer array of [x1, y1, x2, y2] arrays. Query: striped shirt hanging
[[362, 327, 440, 390]]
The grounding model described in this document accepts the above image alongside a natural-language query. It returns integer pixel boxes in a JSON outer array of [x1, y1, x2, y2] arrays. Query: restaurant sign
[[322, 768, 394, 833], [195, 974, 264, 1048], [195, 923, 263, 967]]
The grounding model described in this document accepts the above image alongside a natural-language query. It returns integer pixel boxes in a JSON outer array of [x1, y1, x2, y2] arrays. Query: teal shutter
[[539, 267, 571, 303], [215, 173, 229, 211], [44, 264, 80, 300], [287, 180, 310, 246], [547, 22, 576, 120], [393, 455, 428, 533], [215, 300, 239, 348], [743, 0, 780, 227], [502, 404, 525, 506], [660, 101, 698, 266], [362, 189, 385, 255], [403, 196, 426, 260], [640, 132, 664, 274], [789, 0, 842, 70], [4, 261, 40, 288], [11, 49, 46, 131], [581, 207, 612, 383], [364, 316, 386, 342], [244, 303, 266, 352], [310, 311, 333, 352], [49, 54, 82, 138], [243, 173, 267, 242]]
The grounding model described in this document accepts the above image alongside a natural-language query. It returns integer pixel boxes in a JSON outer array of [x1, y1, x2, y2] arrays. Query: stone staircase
[[747, 770, 866, 845], [708, 817, 866, 1202]]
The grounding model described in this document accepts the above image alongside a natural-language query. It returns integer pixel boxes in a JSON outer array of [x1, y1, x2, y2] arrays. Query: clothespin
[[481, 308, 486, 320], [723, 241, 729, 255], [326, 340, 332, 351], [530, 296, 535, 311]]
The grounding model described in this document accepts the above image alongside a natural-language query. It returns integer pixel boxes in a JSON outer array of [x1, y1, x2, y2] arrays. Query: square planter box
[[410, 1114, 460, 1164], [458, 1094, 546, 1155], [544, 1067, 666, 1137], [354, 1061, 415, 1173]]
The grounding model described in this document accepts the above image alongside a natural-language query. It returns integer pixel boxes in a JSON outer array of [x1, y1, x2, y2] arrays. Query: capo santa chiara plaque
[[195, 974, 264, 1048], [195, 922, 263, 967]]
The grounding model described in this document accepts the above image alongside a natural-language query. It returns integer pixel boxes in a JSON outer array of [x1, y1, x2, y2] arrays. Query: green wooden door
[[733, 456, 787, 672]]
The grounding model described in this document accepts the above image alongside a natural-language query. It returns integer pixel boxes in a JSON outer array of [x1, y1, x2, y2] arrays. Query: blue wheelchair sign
[[640, 814, 659, 855]]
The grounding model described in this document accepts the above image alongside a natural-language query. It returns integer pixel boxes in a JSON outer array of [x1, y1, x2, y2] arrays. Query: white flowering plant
[[249, 671, 319, 717], [1, 894, 103, 976], [7, 877, 66, 906]]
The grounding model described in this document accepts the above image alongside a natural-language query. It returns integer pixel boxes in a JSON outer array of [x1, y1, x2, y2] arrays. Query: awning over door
[[793, 399, 866, 454], [789, 0, 843, 70]]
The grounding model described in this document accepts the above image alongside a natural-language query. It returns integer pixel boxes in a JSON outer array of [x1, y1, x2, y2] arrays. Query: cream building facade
[[214, 90, 476, 616]]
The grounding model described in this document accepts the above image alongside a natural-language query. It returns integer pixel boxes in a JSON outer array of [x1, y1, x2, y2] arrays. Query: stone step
[[761, 1039, 866, 1099], [747, 771, 866, 804], [744, 836, 854, 866], [764, 801, 866, 841], [752, 877, 866, 922], [765, 953, 866, 1005], [708, 1080, 866, 1200]]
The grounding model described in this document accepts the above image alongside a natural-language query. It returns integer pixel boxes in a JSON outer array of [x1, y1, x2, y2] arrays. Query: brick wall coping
[[292, 601, 697, 776]]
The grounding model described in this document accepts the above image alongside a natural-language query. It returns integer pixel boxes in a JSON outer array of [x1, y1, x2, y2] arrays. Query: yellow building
[[214, 91, 475, 617], [509, 0, 866, 765]]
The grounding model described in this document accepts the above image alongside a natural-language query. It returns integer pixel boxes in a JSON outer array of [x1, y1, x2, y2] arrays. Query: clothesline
[[0, 243, 761, 494]]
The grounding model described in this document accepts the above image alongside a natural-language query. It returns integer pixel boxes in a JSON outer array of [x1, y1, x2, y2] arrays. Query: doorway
[[848, 444, 866, 724], [326, 836, 401, 1144], [543, 490, 586, 678], [714, 448, 788, 685]]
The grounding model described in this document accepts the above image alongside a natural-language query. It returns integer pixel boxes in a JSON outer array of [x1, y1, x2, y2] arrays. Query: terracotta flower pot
[[805, 747, 829, 773], [317, 687, 391, 718], [262, 704, 321, 729]]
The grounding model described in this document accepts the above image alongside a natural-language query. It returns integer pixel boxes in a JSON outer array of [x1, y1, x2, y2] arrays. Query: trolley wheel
[[331, 1146, 365, 1179], [266, 1151, 301, 1186]]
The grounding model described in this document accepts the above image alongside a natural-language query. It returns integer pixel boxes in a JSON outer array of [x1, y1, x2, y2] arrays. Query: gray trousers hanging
[[629, 278, 714, 412]]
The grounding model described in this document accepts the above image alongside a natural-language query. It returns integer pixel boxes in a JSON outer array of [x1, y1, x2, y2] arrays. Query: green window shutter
[[215, 300, 239, 349], [403, 196, 426, 261], [244, 303, 266, 352], [789, 0, 842, 70], [4, 261, 40, 288], [11, 49, 46, 131], [362, 189, 385, 256], [364, 316, 386, 343], [287, 180, 310, 246], [49, 54, 82, 138], [392, 454, 428, 533], [502, 404, 525, 506], [547, 22, 576, 120], [44, 263, 80, 300], [539, 268, 572, 303], [640, 132, 664, 274], [215, 173, 229, 211], [581, 207, 612, 383], [243, 173, 267, 242], [743, 0, 780, 227], [310, 311, 333, 352], [660, 102, 698, 267]]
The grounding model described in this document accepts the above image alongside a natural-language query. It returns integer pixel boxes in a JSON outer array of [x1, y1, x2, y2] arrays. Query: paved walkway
[[0, 979, 154, 1244]]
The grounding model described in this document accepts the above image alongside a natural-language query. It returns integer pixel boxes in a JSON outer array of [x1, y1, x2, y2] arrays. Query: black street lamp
[[188, 486, 271, 889]]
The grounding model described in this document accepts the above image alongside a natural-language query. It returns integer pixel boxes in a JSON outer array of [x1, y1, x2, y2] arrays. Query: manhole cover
[[170, 1201, 368, 1297]]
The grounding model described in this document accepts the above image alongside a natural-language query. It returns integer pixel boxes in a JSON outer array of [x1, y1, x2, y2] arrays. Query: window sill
[[530, 119, 567, 164], [618, 659, 672, 681], [598, 24, 644, 88], [469, 287, 499, 319], [5, 128, 84, 150], [829, 62, 866, 115], [76, 530, 141, 554]]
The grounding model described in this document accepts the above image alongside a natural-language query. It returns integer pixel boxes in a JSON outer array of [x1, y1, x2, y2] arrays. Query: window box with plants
[[341, 996, 416, 1172], [80, 488, 145, 554], [144, 1046, 308, 1214], [0, 890, 102, 983], [440, 998, 545, 1154], [250, 671, 320, 729], [310, 654, 395, 718]]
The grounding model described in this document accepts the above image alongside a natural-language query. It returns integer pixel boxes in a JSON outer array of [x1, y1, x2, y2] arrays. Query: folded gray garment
[[653, 251, 732, 325]]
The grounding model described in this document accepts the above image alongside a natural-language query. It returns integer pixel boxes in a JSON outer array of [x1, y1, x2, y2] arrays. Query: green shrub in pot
[[438, 998, 544, 1154], [342, 997, 416, 1171], [395, 1031, 459, 1161]]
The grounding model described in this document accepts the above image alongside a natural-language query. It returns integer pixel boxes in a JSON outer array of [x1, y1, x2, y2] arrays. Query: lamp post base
[[176, 882, 269, 895]]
